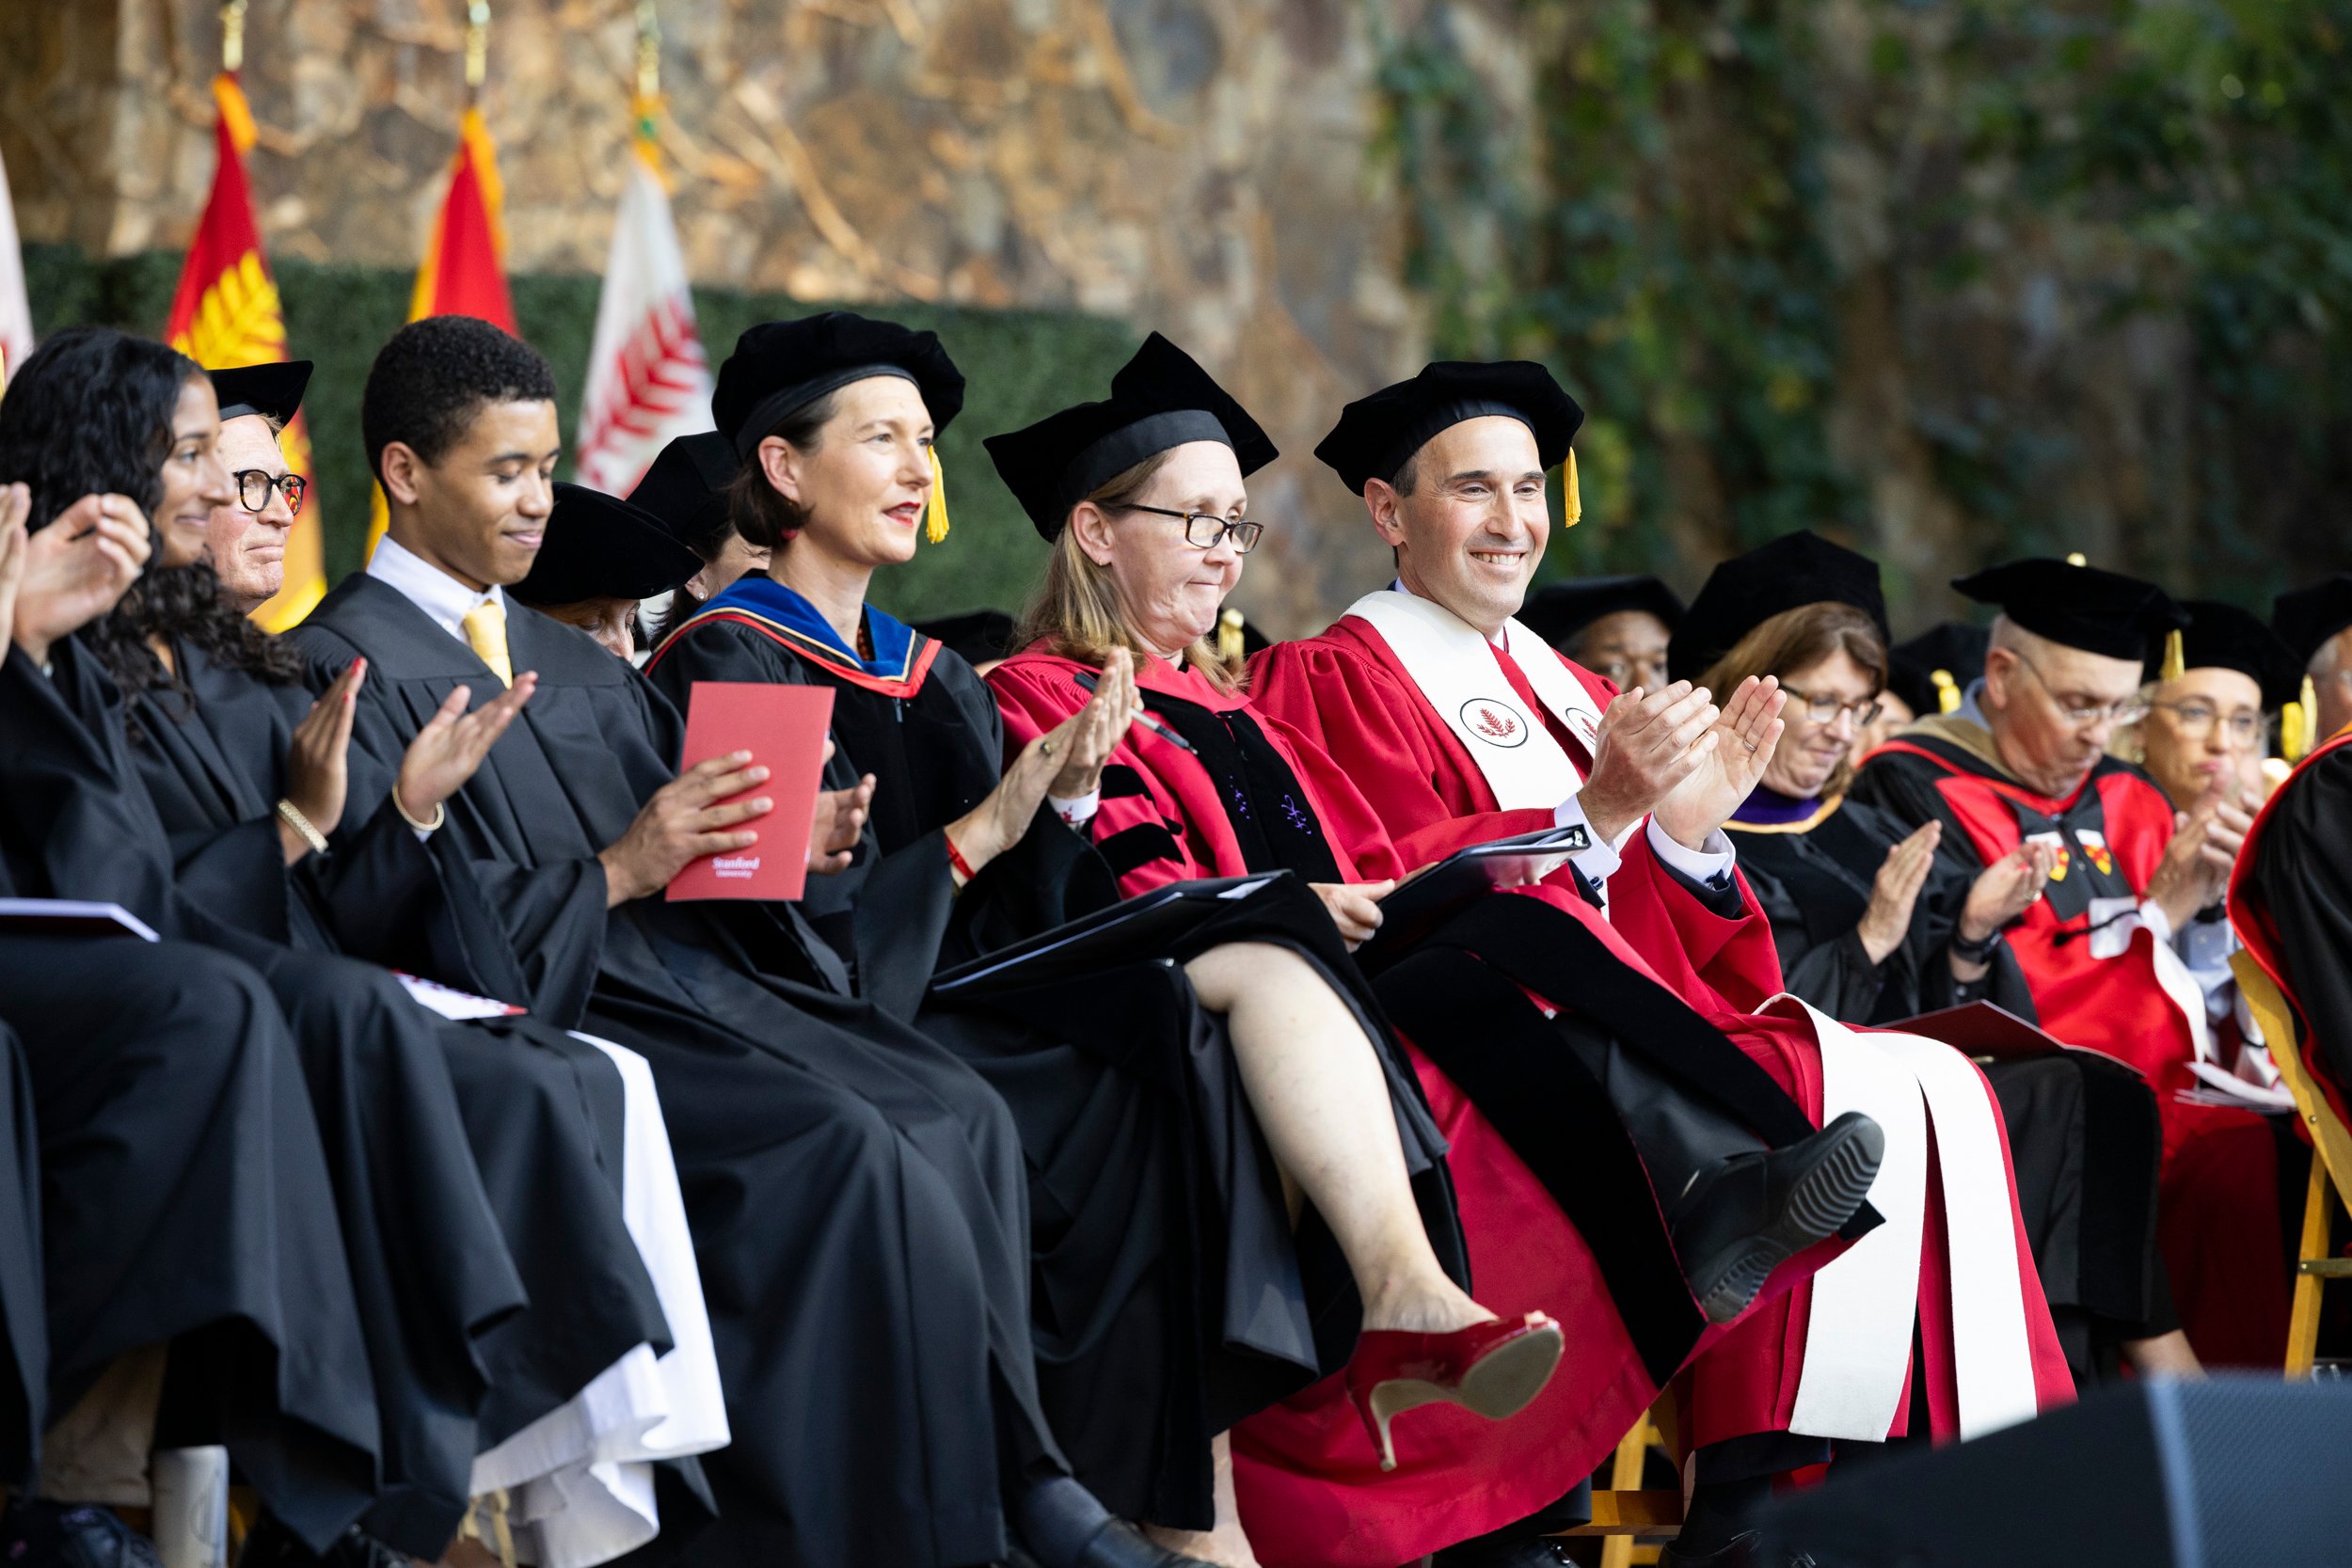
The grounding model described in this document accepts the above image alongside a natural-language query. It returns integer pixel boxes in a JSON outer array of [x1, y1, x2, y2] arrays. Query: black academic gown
[[0, 1017, 39, 1491], [1730, 794, 2177, 1380], [0, 634, 550, 1553], [0, 659, 379, 1548], [293, 574, 1060, 1568], [645, 611, 1457, 1529], [124, 641, 674, 1461], [2246, 746, 2352, 1102]]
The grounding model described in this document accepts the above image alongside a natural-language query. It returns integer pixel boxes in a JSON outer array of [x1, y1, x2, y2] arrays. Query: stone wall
[[0, 0, 1436, 630]]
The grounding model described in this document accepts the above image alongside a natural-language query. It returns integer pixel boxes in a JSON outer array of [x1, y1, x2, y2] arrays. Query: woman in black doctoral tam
[[0, 332, 691, 1561], [0, 335, 383, 1550], [1684, 532, 2193, 1385], [293, 313, 1200, 1568], [644, 316, 1501, 1552]]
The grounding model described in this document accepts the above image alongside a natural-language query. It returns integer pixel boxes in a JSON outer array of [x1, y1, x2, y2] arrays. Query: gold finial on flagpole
[[631, 1, 665, 166], [220, 0, 247, 72], [466, 1, 492, 96]]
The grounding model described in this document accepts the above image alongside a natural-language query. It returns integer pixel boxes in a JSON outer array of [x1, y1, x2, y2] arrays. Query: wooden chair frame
[[1558, 1395, 1682, 1563], [2230, 951, 2352, 1376]]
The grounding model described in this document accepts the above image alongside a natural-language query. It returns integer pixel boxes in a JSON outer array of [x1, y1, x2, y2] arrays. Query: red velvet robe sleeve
[[1254, 626, 1790, 1012], [1251, 633, 1558, 872]]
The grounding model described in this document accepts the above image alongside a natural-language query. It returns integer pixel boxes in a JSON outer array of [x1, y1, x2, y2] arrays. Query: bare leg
[[1142, 1433, 1263, 1568], [1184, 942, 1488, 1337], [2122, 1328, 2204, 1378]]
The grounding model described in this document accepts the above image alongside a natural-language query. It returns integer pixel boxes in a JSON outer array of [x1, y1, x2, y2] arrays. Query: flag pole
[[467, 1, 491, 101], [221, 0, 246, 74]]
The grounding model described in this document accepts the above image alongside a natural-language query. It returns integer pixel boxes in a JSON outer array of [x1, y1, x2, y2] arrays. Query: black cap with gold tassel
[[2159, 627, 2185, 684]]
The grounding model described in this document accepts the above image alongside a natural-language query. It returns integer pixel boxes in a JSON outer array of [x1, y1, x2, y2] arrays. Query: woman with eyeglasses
[[1678, 533, 2204, 1387], [647, 318, 1533, 1568], [1672, 535, 2054, 1025]]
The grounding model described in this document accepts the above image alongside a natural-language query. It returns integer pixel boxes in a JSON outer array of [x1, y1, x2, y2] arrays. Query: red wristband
[[945, 833, 976, 882]]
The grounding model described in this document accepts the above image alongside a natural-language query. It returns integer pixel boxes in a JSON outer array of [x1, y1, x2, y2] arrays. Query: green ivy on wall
[[1374, 0, 2352, 614], [21, 243, 1136, 623]]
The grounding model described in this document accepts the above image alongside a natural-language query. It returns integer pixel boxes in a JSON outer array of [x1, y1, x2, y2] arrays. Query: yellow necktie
[[461, 599, 513, 689]]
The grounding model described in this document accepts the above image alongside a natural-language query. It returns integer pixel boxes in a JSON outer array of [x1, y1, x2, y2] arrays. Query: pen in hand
[[1071, 671, 1195, 752]]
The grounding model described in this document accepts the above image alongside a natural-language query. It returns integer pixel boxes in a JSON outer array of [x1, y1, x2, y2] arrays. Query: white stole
[[1343, 590, 1607, 811], [1772, 998, 2041, 1443]]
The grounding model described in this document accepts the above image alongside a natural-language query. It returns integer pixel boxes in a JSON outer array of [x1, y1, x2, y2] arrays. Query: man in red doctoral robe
[[1847, 558, 2295, 1368], [1253, 363, 2073, 1568]]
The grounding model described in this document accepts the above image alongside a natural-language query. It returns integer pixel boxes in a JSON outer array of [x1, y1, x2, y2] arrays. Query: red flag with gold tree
[[167, 64, 326, 631]]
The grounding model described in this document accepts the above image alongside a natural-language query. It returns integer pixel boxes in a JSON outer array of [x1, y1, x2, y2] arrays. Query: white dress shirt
[[366, 532, 507, 642]]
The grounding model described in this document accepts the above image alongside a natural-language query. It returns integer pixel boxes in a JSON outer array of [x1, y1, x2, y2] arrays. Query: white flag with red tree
[[575, 93, 711, 496]]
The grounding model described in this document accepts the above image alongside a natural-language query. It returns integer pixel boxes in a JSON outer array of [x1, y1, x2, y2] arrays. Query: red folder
[[666, 681, 834, 903], [1889, 999, 2135, 1072]]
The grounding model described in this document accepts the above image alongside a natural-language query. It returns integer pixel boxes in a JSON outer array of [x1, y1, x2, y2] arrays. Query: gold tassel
[[2065, 551, 2088, 567], [1564, 448, 1581, 527], [2159, 627, 2185, 683], [2285, 674, 2319, 762], [1218, 607, 1245, 665], [925, 446, 949, 544], [1931, 669, 1961, 715]]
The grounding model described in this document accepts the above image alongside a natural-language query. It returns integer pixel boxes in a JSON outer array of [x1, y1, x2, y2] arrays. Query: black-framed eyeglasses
[[2149, 700, 2265, 744], [232, 468, 307, 517], [1120, 503, 1263, 554], [1777, 682, 1883, 728]]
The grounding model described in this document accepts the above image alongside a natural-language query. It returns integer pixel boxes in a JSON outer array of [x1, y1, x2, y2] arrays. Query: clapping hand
[[0, 485, 28, 655], [1856, 819, 1942, 964], [1577, 680, 1721, 845], [281, 657, 366, 861], [395, 674, 539, 829], [946, 648, 1144, 880], [12, 493, 151, 666], [808, 741, 875, 877], [2146, 778, 2253, 931], [1959, 839, 2060, 945], [1652, 675, 1788, 849]]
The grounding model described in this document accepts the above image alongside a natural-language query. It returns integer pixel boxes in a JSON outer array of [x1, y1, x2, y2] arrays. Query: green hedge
[[22, 243, 1135, 621]]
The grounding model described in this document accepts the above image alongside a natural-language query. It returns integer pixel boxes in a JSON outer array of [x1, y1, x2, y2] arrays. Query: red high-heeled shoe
[[1343, 1310, 1565, 1472]]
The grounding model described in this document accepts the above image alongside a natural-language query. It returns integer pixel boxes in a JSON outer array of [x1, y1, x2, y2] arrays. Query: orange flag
[[167, 73, 326, 631], [366, 106, 516, 558]]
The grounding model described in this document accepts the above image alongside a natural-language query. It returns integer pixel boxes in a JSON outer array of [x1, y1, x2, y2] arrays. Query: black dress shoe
[[1671, 1111, 1885, 1323], [1011, 1476, 1218, 1568], [0, 1498, 165, 1568], [1659, 1528, 1763, 1567]]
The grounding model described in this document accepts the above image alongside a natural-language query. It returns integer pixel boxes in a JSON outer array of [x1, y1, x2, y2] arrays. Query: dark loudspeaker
[[1758, 1373, 2352, 1568]]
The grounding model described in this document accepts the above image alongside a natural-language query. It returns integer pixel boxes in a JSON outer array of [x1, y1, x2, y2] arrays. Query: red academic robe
[[989, 646, 2068, 1562], [1254, 614, 2073, 1453], [990, 646, 1730, 1566], [1853, 726, 2290, 1366], [1251, 616, 1788, 1015]]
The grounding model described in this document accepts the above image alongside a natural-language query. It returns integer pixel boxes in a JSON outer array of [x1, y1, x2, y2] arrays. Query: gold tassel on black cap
[[2159, 628, 2185, 684], [1564, 449, 1581, 527], [926, 447, 949, 544], [1931, 669, 1961, 715], [2285, 675, 2318, 763], [1218, 607, 1245, 666]]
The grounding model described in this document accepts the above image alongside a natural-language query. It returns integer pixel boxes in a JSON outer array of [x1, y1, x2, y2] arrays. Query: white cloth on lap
[[469, 1033, 729, 1567]]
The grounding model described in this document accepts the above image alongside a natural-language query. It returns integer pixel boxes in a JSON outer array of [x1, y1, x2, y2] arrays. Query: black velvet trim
[[1098, 764, 1150, 800], [1097, 822, 1184, 878], [2073, 1055, 2164, 1324], [1377, 945, 1702, 1386], [1050, 409, 1232, 520], [1426, 895, 1883, 1241]]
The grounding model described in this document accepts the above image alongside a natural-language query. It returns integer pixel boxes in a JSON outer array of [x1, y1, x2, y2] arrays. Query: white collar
[[367, 533, 506, 642], [1389, 575, 1508, 651]]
